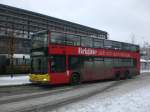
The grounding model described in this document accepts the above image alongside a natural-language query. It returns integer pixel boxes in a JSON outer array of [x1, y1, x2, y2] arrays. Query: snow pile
[[141, 70, 150, 73], [55, 85, 150, 112], [0, 75, 30, 86]]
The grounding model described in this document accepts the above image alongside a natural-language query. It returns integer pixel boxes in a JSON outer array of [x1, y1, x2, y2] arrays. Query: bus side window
[[136, 46, 140, 52], [104, 58, 113, 66], [104, 40, 112, 49], [131, 45, 139, 52], [114, 58, 122, 67], [122, 43, 130, 51], [130, 45, 136, 51], [66, 34, 80, 46], [51, 32, 65, 45], [112, 41, 121, 50], [93, 38, 104, 48], [133, 59, 137, 68], [130, 59, 134, 67], [81, 36, 93, 47], [94, 57, 104, 65], [69, 56, 80, 69], [50, 56, 66, 72]]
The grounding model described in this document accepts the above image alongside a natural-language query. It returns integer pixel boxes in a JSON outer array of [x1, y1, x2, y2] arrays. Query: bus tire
[[125, 71, 130, 79], [115, 72, 120, 81], [70, 73, 80, 85]]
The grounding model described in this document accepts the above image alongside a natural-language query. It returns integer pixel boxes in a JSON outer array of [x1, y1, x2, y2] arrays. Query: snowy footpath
[[0, 73, 150, 112], [52, 73, 150, 112], [0, 74, 30, 86], [140, 70, 150, 73], [54, 86, 150, 112]]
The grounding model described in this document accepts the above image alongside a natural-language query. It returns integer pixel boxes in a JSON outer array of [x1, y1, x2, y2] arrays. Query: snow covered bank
[[141, 70, 150, 73], [0, 75, 30, 86]]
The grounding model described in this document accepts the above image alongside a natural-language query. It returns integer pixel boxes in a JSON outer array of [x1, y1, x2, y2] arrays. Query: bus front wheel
[[70, 73, 80, 85]]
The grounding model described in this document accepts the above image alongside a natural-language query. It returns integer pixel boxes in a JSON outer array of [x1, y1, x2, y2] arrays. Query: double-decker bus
[[29, 30, 140, 85]]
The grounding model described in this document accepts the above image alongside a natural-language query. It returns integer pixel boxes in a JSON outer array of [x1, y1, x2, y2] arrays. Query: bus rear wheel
[[125, 71, 132, 79], [115, 72, 120, 81], [70, 73, 80, 85]]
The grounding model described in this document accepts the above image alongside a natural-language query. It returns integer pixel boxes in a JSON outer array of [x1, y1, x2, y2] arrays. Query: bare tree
[[7, 28, 16, 78]]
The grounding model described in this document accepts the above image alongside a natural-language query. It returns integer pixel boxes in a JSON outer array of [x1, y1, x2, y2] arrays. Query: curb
[[0, 83, 32, 88]]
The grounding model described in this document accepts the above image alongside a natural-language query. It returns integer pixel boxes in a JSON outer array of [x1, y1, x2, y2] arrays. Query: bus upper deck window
[[51, 32, 65, 44]]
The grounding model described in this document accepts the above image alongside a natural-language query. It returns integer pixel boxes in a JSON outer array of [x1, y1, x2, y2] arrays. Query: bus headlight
[[43, 78, 47, 81]]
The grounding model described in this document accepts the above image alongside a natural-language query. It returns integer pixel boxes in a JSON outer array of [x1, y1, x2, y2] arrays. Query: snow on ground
[[141, 70, 150, 73], [0, 75, 30, 86], [53, 83, 150, 112]]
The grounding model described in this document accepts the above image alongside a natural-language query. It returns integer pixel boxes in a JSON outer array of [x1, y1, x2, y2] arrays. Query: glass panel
[[93, 38, 103, 48], [66, 34, 80, 46], [50, 32, 65, 44], [122, 43, 130, 51], [32, 31, 48, 49], [81, 36, 93, 47], [133, 59, 137, 67], [131, 45, 139, 52], [122, 58, 127, 66], [50, 55, 66, 72], [104, 40, 112, 49], [104, 58, 113, 66], [114, 59, 122, 67], [118, 59, 122, 67], [69, 56, 81, 69], [94, 57, 104, 65], [136, 46, 139, 52], [13, 58, 26, 65], [130, 45, 136, 51], [112, 41, 122, 50], [31, 57, 48, 74], [130, 59, 134, 67], [25, 59, 31, 65], [94, 57, 104, 61], [122, 58, 132, 67]]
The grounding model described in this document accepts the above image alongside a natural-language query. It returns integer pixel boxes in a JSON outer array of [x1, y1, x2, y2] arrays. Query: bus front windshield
[[31, 57, 48, 74], [32, 32, 48, 49]]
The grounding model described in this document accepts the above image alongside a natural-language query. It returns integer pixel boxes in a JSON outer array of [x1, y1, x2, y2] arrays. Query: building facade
[[0, 4, 107, 74]]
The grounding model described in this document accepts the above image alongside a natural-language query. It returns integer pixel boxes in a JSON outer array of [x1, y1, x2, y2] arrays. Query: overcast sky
[[0, 0, 150, 46]]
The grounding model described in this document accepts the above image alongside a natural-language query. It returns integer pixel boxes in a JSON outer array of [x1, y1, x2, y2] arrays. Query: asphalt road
[[0, 73, 149, 112]]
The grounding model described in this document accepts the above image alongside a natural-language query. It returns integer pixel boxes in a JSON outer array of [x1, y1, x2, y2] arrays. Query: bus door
[[31, 56, 48, 74], [49, 55, 68, 84]]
